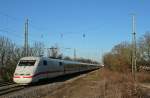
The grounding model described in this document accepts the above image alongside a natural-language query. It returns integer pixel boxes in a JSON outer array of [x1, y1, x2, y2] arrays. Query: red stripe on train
[[13, 71, 61, 78], [13, 76, 21, 78], [13, 76, 32, 78]]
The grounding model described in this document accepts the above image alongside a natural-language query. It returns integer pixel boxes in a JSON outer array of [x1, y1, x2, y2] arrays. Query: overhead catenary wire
[[0, 11, 46, 39], [0, 11, 46, 42], [0, 28, 23, 41], [0, 11, 88, 44], [0, 27, 40, 43], [0, 11, 89, 53]]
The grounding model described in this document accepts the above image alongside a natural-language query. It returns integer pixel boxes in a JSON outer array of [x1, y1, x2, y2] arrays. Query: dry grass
[[94, 69, 137, 98], [44, 68, 150, 98], [136, 72, 150, 83]]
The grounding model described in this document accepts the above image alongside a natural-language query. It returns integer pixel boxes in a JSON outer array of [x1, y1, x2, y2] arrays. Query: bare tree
[[0, 36, 21, 81], [29, 42, 44, 57], [0, 36, 15, 67], [103, 42, 132, 72], [48, 44, 62, 58], [138, 32, 150, 66]]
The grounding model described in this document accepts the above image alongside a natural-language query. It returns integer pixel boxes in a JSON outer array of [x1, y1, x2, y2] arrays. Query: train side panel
[[32, 59, 64, 82]]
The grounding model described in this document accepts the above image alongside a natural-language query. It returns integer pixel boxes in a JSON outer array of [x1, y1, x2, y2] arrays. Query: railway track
[[0, 70, 96, 97], [0, 83, 25, 96], [0, 82, 14, 87], [0, 73, 89, 98]]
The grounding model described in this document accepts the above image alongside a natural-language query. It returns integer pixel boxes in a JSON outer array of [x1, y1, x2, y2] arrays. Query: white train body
[[13, 57, 99, 84]]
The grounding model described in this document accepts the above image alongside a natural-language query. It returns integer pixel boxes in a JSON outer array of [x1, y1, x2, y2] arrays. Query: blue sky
[[0, 0, 150, 62]]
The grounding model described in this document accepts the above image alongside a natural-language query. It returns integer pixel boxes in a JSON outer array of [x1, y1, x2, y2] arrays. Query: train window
[[18, 60, 36, 66], [59, 62, 62, 66], [43, 60, 47, 66]]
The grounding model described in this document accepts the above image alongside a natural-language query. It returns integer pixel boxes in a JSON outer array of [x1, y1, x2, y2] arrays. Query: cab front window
[[18, 60, 36, 66]]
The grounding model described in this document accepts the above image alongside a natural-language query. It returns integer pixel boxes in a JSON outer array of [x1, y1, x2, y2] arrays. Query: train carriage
[[13, 56, 99, 84]]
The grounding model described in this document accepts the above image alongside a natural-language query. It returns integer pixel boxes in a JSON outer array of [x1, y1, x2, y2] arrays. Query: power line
[[0, 28, 23, 39], [0, 27, 40, 43], [0, 11, 46, 37], [0, 12, 88, 41], [0, 11, 24, 23]]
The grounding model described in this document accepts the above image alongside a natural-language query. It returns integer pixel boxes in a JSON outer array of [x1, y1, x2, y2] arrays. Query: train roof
[[20, 56, 99, 66]]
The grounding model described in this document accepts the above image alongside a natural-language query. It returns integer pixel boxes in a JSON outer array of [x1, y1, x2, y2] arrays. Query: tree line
[[103, 32, 150, 72]]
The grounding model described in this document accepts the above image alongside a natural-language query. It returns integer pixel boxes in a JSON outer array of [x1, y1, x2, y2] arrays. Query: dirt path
[[140, 83, 150, 89], [139, 83, 150, 96]]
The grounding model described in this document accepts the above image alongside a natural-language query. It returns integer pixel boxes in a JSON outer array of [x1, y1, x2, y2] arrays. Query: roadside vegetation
[[103, 32, 150, 73]]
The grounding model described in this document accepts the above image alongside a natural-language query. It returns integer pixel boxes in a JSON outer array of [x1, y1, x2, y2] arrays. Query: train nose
[[13, 67, 34, 84], [13, 75, 33, 84]]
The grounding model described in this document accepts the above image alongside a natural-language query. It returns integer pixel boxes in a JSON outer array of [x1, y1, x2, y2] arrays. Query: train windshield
[[18, 60, 36, 66]]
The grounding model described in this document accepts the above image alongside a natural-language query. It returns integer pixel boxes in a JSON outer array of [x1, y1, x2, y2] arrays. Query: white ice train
[[13, 56, 99, 84]]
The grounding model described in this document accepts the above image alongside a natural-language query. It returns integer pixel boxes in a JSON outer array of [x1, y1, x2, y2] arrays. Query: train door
[[43, 60, 48, 78], [58, 61, 64, 75], [36, 59, 48, 80]]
